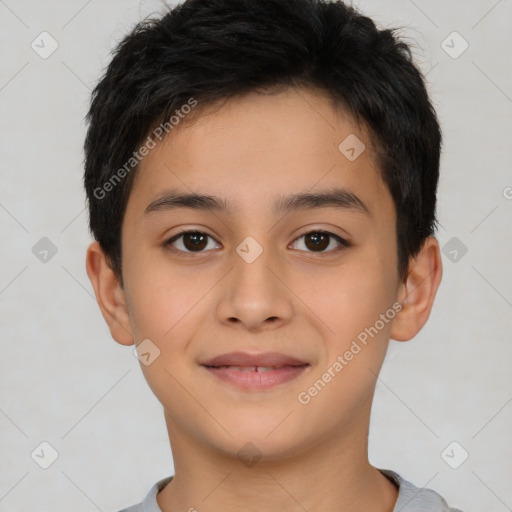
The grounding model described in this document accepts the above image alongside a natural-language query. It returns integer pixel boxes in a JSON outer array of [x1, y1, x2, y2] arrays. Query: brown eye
[[292, 231, 349, 254], [182, 232, 208, 251], [166, 231, 220, 253], [305, 232, 330, 251]]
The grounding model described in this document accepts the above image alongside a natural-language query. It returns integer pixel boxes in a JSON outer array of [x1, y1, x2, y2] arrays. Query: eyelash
[[164, 229, 351, 256]]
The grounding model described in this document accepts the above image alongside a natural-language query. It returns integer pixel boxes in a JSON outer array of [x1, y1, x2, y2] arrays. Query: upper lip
[[201, 351, 309, 368]]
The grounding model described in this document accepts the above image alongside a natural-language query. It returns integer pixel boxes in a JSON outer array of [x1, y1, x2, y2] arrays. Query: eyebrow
[[143, 187, 370, 217]]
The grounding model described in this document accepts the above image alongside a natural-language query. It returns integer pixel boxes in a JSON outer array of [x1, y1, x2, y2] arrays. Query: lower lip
[[202, 365, 309, 390]]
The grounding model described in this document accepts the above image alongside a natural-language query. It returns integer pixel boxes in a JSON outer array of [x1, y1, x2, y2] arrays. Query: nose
[[215, 245, 294, 332]]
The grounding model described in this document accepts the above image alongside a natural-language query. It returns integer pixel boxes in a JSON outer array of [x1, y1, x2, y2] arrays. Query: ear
[[85, 241, 134, 346], [390, 236, 443, 342]]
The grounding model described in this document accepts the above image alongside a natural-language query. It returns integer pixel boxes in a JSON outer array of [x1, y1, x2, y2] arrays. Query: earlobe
[[390, 236, 443, 342], [85, 241, 134, 346]]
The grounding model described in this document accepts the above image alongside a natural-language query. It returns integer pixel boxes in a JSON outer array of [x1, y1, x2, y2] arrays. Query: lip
[[203, 365, 309, 390], [200, 351, 310, 391], [201, 351, 308, 368]]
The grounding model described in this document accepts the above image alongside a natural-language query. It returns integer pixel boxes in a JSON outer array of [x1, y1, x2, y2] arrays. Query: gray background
[[0, 0, 511, 510]]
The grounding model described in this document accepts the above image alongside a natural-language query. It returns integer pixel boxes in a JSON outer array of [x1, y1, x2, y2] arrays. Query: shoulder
[[118, 472, 464, 512], [380, 469, 464, 512], [116, 476, 173, 512]]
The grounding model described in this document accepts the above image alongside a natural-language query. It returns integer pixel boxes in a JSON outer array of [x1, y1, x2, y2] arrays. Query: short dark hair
[[84, 0, 442, 284]]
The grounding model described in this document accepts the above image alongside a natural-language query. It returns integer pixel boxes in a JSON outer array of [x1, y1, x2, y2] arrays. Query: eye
[[290, 230, 350, 254], [165, 230, 220, 253], [164, 229, 350, 255]]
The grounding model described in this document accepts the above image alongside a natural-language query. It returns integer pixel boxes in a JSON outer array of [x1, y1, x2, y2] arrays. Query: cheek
[[310, 261, 398, 391], [123, 256, 221, 401], [295, 270, 397, 427], [308, 255, 396, 339], [124, 247, 216, 341], [125, 268, 204, 410]]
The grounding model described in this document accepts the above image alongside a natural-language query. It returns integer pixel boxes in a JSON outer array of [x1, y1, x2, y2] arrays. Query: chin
[[206, 418, 308, 462]]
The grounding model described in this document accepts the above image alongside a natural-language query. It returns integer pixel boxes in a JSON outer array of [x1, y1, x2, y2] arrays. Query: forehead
[[126, 87, 392, 220]]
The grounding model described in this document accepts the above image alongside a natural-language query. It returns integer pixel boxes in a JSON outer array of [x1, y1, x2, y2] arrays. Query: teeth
[[217, 365, 282, 372], [229, 366, 257, 372]]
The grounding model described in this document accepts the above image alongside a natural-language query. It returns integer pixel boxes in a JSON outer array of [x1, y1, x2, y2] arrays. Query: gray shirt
[[118, 469, 463, 512]]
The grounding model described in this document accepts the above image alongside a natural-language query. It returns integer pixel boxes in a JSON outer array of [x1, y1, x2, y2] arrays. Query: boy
[[83, 0, 462, 510]]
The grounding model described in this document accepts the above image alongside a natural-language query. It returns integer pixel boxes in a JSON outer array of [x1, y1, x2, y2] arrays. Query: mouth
[[200, 352, 310, 390], [207, 365, 303, 372]]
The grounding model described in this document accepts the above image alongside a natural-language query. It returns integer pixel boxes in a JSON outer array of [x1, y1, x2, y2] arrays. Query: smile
[[202, 364, 310, 390]]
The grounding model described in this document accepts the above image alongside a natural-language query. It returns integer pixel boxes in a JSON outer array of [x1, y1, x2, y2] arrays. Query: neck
[[157, 409, 398, 512]]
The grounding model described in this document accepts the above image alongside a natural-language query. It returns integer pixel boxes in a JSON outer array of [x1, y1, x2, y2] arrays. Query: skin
[[86, 87, 442, 512]]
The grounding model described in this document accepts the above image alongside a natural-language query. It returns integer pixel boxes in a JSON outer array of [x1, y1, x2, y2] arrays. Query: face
[[116, 87, 403, 460]]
